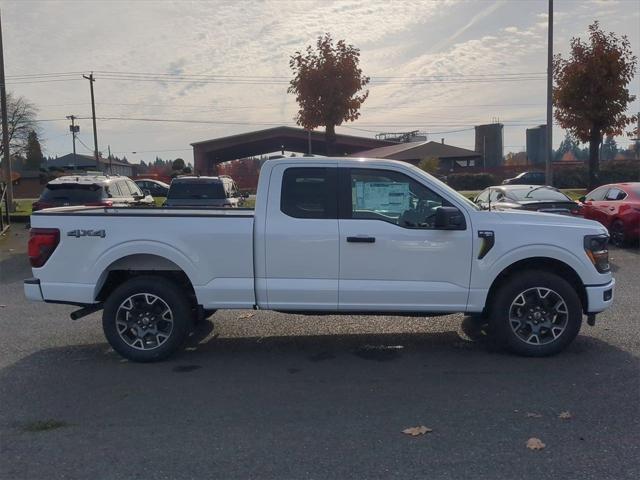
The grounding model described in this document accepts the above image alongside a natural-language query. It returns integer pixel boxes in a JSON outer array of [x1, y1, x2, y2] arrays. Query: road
[[1, 225, 638, 479]]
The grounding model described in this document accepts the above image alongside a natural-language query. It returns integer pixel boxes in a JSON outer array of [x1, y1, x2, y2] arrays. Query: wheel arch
[[94, 252, 198, 305], [485, 257, 588, 315]]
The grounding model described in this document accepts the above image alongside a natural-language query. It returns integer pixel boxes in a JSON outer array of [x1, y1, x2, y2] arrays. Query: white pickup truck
[[25, 157, 615, 362]]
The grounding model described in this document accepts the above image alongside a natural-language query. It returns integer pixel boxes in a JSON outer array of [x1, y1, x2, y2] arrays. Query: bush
[[600, 160, 639, 184], [553, 166, 588, 188], [553, 160, 639, 188], [447, 173, 497, 190]]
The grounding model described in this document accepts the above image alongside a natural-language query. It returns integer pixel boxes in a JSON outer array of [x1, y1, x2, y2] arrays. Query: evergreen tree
[[25, 130, 44, 170], [601, 135, 618, 161], [555, 132, 580, 161]]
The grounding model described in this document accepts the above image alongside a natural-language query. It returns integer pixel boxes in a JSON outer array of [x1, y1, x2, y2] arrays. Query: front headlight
[[584, 234, 610, 273]]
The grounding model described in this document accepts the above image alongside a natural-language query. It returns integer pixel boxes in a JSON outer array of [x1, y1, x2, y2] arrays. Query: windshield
[[508, 187, 571, 201], [168, 181, 226, 199], [406, 164, 481, 211]]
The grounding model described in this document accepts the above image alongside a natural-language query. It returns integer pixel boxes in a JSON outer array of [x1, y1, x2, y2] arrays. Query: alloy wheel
[[508, 287, 569, 346], [115, 293, 174, 350]]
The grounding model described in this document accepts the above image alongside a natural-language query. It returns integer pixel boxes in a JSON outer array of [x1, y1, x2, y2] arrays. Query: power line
[[3, 70, 548, 86], [75, 135, 94, 153], [7, 69, 546, 80]]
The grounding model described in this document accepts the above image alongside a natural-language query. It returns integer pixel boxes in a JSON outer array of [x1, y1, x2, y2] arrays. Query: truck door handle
[[347, 236, 375, 243]]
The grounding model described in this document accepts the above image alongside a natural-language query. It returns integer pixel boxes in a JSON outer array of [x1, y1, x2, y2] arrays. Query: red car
[[580, 182, 640, 246]]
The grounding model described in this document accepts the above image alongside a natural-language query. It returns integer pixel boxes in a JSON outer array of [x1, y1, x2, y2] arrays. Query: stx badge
[[67, 229, 106, 238]]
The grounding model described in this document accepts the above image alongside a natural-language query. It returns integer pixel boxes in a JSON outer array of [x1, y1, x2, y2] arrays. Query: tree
[[0, 93, 39, 159], [171, 158, 185, 171], [554, 132, 581, 161], [553, 21, 637, 189], [600, 135, 618, 161], [288, 33, 369, 155], [24, 130, 44, 170], [417, 156, 439, 174], [504, 151, 527, 166]]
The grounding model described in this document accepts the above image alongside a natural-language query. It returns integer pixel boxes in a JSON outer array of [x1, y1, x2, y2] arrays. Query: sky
[[1, 0, 639, 164]]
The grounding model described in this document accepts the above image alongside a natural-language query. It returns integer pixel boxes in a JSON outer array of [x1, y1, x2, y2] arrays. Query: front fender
[[465, 243, 609, 313]]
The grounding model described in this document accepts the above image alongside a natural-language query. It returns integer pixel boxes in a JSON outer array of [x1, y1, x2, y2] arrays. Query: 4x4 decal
[[67, 229, 106, 238]]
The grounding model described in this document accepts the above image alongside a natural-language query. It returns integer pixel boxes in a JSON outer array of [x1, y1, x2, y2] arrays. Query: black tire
[[102, 275, 194, 362], [489, 270, 582, 357], [610, 220, 626, 247]]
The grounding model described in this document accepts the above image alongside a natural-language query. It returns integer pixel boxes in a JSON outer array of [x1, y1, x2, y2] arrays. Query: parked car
[[502, 171, 546, 185], [25, 157, 614, 362], [32, 175, 154, 211], [164, 175, 246, 207], [580, 182, 640, 246], [135, 179, 170, 198], [474, 185, 580, 215]]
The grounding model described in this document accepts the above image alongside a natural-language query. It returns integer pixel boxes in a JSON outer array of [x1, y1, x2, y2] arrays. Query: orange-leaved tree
[[553, 21, 637, 189], [288, 33, 369, 155]]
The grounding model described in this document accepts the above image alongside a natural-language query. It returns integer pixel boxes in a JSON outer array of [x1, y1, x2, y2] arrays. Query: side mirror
[[578, 196, 586, 203], [434, 206, 466, 230]]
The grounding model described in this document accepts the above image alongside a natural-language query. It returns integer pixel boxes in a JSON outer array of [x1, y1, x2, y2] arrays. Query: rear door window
[[126, 180, 143, 196], [115, 181, 132, 198], [605, 188, 626, 201], [280, 167, 337, 219]]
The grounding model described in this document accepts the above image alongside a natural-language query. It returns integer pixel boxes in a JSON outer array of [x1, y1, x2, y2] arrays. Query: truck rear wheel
[[490, 270, 582, 356], [102, 276, 193, 362]]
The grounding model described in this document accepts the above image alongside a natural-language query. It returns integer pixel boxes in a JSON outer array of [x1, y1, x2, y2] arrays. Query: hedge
[[446, 173, 498, 190], [554, 160, 639, 188]]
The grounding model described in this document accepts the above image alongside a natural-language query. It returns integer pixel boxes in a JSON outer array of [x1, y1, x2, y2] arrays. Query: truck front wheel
[[490, 271, 582, 356], [102, 276, 193, 362]]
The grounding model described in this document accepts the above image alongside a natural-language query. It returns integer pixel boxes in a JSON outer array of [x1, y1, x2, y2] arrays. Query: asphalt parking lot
[[0, 226, 638, 480]]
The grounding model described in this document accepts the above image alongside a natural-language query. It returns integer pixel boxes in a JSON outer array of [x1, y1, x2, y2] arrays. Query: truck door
[[337, 167, 473, 312], [262, 164, 339, 310]]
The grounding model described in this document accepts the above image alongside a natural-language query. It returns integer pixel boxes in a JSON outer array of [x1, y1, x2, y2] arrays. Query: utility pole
[[0, 11, 14, 211], [545, 0, 554, 186], [83, 73, 99, 169], [108, 144, 112, 174], [66, 115, 79, 164]]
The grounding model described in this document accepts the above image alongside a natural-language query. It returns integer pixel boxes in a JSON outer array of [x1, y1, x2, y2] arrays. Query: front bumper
[[24, 278, 44, 302], [585, 278, 615, 314]]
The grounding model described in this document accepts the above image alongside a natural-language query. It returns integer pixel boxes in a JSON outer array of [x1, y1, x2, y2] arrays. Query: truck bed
[[30, 206, 256, 309]]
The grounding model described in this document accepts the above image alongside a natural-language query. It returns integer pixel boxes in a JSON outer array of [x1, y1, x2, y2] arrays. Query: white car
[[25, 157, 614, 361]]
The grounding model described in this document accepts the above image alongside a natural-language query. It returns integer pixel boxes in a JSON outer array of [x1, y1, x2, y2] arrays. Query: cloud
[[1, 0, 637, 158]]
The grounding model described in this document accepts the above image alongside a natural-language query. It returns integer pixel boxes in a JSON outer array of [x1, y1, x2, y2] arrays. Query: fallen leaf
[[238, 312, 255, 319], [558, 411, 572, 420], [402, 425, 433, 436], [526, 412, 543, 418], [526, 437, 546, 450]]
